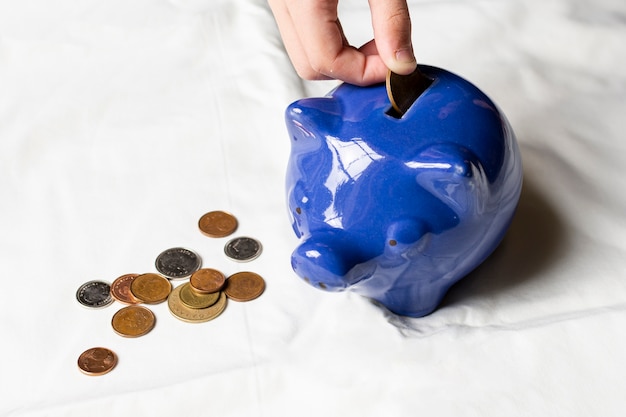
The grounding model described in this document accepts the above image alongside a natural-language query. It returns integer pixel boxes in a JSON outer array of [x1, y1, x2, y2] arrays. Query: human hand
[[268, 0, 416, 86]]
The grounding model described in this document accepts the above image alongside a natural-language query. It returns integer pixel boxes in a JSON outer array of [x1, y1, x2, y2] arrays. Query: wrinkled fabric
[[1, 0, 625, 415]]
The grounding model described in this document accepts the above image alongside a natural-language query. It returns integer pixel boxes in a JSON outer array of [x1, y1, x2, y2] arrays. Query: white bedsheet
[[1, 0, 625, 415]]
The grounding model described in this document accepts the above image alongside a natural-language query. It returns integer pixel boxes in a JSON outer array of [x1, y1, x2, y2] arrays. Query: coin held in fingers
[[386, 67, 434, 116]]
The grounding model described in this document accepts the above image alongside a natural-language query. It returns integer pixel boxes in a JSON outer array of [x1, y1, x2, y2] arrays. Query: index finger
[[369, 0, 416, 75]]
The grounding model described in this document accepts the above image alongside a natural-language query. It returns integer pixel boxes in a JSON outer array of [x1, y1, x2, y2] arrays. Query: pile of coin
[[76, 210, 266, 376]]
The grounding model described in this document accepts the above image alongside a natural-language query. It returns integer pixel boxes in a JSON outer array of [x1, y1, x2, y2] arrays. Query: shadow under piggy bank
[[436, 173, 565, 310], [284, 65, 524, 317]]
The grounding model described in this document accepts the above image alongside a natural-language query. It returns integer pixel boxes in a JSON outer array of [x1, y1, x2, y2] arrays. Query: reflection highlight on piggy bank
[[284, 65, 523, 317]]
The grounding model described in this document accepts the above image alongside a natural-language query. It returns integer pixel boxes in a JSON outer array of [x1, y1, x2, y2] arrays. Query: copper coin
[[110, 273, 141, 305], [168, 284, 227, 323], [111, 305, 156, 337], [179, 282, 221, 309], [223, 271, 265, 302], [198, 210, 238, 238], [130, 273, 172, 304], [189, 268, 226, 294], [77, 347, 117, 376], [386, 67, 433, 116]]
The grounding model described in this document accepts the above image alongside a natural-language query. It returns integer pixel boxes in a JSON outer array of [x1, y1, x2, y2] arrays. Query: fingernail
[[395, 48, 416, 64]]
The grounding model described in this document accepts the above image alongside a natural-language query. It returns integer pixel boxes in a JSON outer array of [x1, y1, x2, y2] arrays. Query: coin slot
[[386, 69, 434, 119], [386, 106, 403, 119]]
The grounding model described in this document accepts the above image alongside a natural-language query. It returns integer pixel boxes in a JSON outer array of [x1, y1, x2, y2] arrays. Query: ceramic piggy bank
[[284, 65, 523, 317]]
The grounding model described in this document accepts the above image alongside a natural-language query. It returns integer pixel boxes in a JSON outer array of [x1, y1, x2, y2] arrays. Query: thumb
[[369, 0, 416, 74]]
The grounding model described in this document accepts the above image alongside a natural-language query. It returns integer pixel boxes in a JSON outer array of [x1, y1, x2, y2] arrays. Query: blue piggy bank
[[285, 65, 523, 317]]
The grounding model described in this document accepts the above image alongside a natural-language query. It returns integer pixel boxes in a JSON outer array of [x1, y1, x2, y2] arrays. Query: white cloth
[[1, 0, 625, 415]]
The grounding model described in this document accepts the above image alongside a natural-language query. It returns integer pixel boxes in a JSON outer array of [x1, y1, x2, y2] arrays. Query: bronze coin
[[198, 210, 238, 238], [110, 273, 141, 305], [111, 305, 156, 337], [77, 347, 117, 376], [130, 273, 172, 304], [223, 271, 265, 302], [189, 268, 226, 294], [168, 284, 227, 323], [179, 282, 220, 309], [386, 67, 433, 116]]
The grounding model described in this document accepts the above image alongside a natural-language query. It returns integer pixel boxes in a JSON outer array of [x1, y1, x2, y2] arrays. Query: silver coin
[[224, 237, 262, 262], [76, 280, 114, 308], [155, 247, 202, 279]]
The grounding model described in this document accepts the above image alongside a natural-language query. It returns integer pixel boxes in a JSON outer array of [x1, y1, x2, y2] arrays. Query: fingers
[[268, 0, 415, 85], [268, 0, 332, 81], [369, 0, 416, 75], [272, 0, 387, 86]]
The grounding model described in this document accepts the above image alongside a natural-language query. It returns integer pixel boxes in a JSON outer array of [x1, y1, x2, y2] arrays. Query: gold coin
[[179, 282, 220, 309], [168, 284, 227, 323], [386, 67, 433, 116], [110, 273, 141, 305], [198, 210, 238, 238], [224, 271, 265, 302], [77, 347, 117, 376], [111, 305, 156, 337], [189, 268, 226, 294], [130, 273, 172, 304]]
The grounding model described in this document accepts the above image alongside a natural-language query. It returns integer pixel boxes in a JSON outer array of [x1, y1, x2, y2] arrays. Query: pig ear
[[285, 97, 343, 140], [409, 143, 490, 213], [385, 218, 428, 247], [407, 143, 486, 179]]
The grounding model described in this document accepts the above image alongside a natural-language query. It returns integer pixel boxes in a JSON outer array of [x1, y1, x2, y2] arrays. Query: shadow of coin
[[438, 174, 567, 309]]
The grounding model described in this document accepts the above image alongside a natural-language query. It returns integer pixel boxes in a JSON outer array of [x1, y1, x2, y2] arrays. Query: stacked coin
[[166, 268, 225, 322], [168, 284, 227, 323], [167, 267, 266, 322]]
